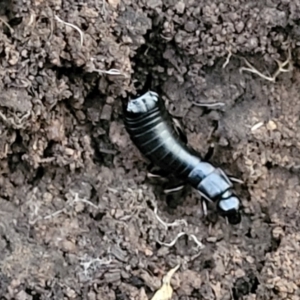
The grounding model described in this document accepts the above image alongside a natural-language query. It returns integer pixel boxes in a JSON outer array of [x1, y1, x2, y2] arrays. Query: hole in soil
[[81, 22, 89, 31], [98, 228, 105, 237], [7, 153, 24, 172], [90, 212, 106, 221], [127, 276, 145, 288], [8, 16, 22, 27], [43, 141, 56, 158], [2, 234, 11, 251], [267, 236, 282, 253], [146, 200, 155, 210], [155, 241, 162, 250], [272, 286, 280, 295], [115, 288, 128, 300], [191, 288, 201, 297], [130, 19, 172, 93], [265, 161, 273, 169], [166, 193, 183, 209], [256, 260, 265, 272], [245, 227, 252, 238], [202, 258, 215, 269], [28, 166, 45, 185], [25, 288, 41, 300], [204, 144, 215, 161], [232, 272, 259, 300]]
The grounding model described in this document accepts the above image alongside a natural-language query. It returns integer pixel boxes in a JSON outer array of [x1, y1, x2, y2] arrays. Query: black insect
[[123, 90, 242, 224]]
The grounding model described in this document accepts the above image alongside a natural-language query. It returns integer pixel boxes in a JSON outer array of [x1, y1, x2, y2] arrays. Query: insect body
[[123, 91, 241, 224]]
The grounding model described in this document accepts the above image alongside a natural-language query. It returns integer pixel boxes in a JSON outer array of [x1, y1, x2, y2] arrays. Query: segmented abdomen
[[124, 103, 201, 179]]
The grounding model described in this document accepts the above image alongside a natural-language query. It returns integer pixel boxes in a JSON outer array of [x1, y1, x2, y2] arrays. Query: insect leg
[[164, 179, 187, 209], [163, 183, 185, 194], [228, 176, 244, 184], [147, 163, 170, 179], [203, 143, 215, 161], [202, 200, 208, 216], [172, 117, 188, 144]]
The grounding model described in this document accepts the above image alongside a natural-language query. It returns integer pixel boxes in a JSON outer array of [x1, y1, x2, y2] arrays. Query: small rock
[[266, 120, 277, 131], [214, 258, 225, 275], [235, 21, 245, 33], [43, 192, 53, 203], [246, 256, 255, 264], [219, 137, 229, 146], [111, 244, 128, 262], [272, 226, 284, 239], [104, 271, 121, 283], [87, 291, 96, 300], [74, 200, 85, 213], [121, 270, 130, 279], [47, 119, 65, 142], [206, 236, 217, 243], [100, 104, 112, 121], [184, 21, 197, 32], [65, 287, 76, 298], [175, 2, 185, 14], [146, 0, 162, 9], [106, 96, 114, 104], [65, 148, 75, 156], [15, 290, 29, 300], [114, 208, 124, 219], [136, 288, 148, 300], [107, 0, 120, 9], [61, 239, 77, 253], [235, 268, 246, 278]]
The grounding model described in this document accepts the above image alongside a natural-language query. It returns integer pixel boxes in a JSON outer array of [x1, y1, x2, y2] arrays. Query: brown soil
[[0, 0, 300, 299]]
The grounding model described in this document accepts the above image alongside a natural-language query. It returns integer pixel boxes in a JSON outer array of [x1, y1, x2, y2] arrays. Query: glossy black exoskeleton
[[123, 90, 242, 224]]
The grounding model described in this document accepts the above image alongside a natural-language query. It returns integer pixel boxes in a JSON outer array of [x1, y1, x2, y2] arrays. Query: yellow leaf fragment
[[151, 264, 180, 300]]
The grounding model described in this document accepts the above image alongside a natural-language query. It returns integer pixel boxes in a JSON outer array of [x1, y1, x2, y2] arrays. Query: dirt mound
[[0, 0, 300, 299]]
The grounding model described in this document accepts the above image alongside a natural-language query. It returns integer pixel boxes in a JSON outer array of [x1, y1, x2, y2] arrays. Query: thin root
[[222, 48, 232, 69], [192, 102, 225, 108], [30, 192, 99, 224], [94, 68, 124, 76], [157, 232, 186, 247], [153, 206, 188, 230], [157, 232, 204, 249], [0, 110, 31, 129], [79, 255, 112, 277], [189, 234, 205, 249], [240, 48, 292, 82], [0, 17, 14, 34], [55, 15, 84, 47], [251, 121, 264, 132], [80, 256, 112, 270]]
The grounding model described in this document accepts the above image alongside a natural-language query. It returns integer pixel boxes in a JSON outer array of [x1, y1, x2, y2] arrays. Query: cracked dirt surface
[[0, 0, 300, 299]]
